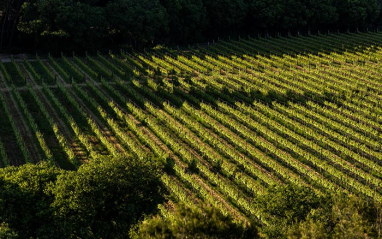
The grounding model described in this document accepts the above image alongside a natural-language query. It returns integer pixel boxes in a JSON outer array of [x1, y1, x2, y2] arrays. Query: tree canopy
[[132, 202, 259, 239], [1, 0, 381, 50], [0, 156, 164, 238], [254, 184, 382, 239]]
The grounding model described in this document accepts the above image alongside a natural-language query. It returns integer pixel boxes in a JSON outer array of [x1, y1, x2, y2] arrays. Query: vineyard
[[1, 31, 382, 224]]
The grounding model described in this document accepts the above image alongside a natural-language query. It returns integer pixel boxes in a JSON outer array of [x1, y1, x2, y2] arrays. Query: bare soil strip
[[2, 91, 42, 163]]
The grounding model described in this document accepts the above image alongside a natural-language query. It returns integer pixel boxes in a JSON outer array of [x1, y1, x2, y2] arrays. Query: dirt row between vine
[[2, 91, 42, 164]]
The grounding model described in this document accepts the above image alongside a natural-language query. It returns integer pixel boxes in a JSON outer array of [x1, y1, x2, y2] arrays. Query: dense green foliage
[[0, 223, 18, 239], [0, 157, 164, 238], [132, 202, 258, 239], [1, 0, 382, 50], [50, 156, 165, 238], [0, 162, 60, 238], [254, 185, 327, 237], [246, 0, 338, 30], [255, 185, 382, 239]]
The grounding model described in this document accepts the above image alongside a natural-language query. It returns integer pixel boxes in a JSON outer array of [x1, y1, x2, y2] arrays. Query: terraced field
[[1, 31, 382, 223]]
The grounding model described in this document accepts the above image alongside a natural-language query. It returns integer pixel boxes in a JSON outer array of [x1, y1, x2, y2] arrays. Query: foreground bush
[[254, 184, 382, 239], [0, 156, 163, 239], [132, 202, 259, 239]]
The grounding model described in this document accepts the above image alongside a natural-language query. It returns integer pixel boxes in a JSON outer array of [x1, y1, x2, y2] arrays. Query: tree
[[55, 2, 108, 50], [0, 0, 25, 49], [333, 0, 380, 29], [0, 156, 164, 238], [17, 0, 70, 46], [287, 217, 328, 239], [0, 222, 18, 239], [253, 184, 329, 238], [106, 0, 168, 46], [132, 202, 258, 239], [18, 0, 108, 50], [331, 194, 372, 239], [0, 0, 10, 11], [203, 0, 247, 36], [49, 156, 164, 239], [302, 0, 338, 30], [246, 0, 307, 30], [159, 0, 206, 43], [286, 194, 379, 239], [246, 0, 338, 31], [0, 162, 61, 238], [255, 184, 382, 238]]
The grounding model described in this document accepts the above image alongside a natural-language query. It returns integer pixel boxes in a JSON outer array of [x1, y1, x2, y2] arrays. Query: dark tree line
[[0, 0, 24, 49], [0, 0, 381, 51], [1, 0, 382, 51]]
